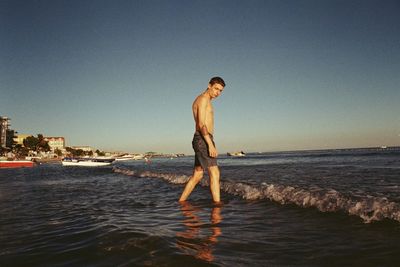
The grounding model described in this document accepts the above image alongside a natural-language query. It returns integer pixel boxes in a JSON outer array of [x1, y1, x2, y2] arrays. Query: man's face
[[208, 83, 224, 99]]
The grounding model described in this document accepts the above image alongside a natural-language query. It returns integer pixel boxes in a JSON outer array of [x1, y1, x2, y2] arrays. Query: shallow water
[[1, 149, 399, 266]]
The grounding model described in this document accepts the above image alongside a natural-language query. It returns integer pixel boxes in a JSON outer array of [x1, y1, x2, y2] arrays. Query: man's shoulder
[[194, 94, 209, 104]]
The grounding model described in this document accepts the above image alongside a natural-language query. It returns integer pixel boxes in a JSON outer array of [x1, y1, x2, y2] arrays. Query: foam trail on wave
[[113, 167, 190, 184], [112, 167, 400, 223], [257, 183, 400, 223]]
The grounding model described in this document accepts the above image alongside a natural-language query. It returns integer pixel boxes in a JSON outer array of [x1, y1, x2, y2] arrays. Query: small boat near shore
[[227, 151, 246, 157], [62, 158, 115, 167], [113, 154, 144, 161], [0, 160, 35, 168]]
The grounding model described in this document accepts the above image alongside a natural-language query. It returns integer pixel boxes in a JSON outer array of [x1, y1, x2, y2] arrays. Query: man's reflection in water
[[176, 202, 222, 262]]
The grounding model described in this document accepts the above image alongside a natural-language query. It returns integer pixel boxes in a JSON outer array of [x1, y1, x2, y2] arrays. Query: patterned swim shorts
[[192, 132, 218, 169]]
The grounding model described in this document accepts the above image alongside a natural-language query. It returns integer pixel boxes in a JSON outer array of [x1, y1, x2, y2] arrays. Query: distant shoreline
[[244, 146, 400, 154]]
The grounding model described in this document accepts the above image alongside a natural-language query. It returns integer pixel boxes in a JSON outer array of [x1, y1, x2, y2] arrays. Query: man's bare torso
[[193, 93, 214, 135]]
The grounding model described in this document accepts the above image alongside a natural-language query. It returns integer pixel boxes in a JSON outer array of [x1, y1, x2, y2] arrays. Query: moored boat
[[62, 158, 115, 167], [227, 151, 246, 157], [113, 154, 135, 161], [0, 160, 35, 168], [114, 154, 145, 161]]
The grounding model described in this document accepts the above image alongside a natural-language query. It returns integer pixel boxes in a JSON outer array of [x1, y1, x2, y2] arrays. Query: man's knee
[[192, 167, 204, 181], [208, 166, 220, 178]]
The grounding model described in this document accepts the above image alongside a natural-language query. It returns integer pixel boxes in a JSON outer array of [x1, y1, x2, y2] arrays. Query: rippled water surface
[[1, 149, 399, 266]]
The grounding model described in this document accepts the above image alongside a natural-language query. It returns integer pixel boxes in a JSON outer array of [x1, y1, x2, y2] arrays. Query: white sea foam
[[112, 167, 400, 223], [113, 167, 136, 176]]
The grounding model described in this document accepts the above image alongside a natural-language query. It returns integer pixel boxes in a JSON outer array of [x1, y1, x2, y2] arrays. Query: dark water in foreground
[[1, 149, 399, 266]]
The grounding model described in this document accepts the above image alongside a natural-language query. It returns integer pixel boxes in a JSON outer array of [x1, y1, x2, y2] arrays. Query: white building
[[44, 137, 65, 151]]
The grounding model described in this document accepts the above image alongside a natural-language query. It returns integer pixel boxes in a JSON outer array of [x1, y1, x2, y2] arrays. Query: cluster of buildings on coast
[[0, 116, 91, 159], [1, 116, 184, 160]]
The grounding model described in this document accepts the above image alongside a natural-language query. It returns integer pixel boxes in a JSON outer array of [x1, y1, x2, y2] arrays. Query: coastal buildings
[[0, 116, 12, 148], [44, 137, 65, 151], [1, 115, 177, 158], [14, 134, 31, 146]]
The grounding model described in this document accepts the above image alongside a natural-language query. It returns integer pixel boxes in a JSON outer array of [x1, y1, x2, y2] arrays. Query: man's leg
[[179, 166, 204, 202], [208, 166, 220, 203]]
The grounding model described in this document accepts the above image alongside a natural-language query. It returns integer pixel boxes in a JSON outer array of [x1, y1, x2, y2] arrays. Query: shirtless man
[[179, 77, 225, 203]]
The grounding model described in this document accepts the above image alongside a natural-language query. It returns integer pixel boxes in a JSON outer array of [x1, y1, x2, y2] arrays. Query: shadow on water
[[176, 202, 222, 263]]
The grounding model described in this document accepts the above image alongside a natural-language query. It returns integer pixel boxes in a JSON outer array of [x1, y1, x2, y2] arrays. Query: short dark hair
[[209, 76, 226, 87]]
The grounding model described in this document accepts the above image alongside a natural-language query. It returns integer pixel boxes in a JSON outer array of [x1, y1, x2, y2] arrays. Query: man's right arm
[[197, 97, 218, 158]]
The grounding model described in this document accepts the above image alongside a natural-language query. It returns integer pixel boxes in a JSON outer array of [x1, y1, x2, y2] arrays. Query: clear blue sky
[[1, 0, 399, 154]]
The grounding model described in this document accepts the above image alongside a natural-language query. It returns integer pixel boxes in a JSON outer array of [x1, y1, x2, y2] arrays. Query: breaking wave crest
[[112, 167, 400, 223]]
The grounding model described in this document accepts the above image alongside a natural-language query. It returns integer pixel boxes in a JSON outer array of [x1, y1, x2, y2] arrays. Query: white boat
[[114, 154, 134, 161], [132, 154, 145, 160], [62, 158, 114, 166], [113, 154, 144, 161], [227, 151, 246, 157]]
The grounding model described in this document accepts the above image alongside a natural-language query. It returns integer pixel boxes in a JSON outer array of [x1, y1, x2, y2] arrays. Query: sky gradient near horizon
[[1, 0, 399, 154]]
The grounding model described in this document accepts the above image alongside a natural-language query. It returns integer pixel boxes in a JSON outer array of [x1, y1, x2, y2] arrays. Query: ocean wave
[[112, 167, 400, 223]]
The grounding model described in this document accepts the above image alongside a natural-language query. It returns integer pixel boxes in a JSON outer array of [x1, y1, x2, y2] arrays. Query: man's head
[[207, 76, 225, 99]]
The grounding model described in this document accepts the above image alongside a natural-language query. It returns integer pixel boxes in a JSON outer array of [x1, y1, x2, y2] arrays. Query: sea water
[[1, 148, 399, 266]]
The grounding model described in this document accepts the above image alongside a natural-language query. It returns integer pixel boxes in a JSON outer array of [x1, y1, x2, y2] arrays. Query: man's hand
[[208, 145, 218, 158], [202, 129, 217, 157]]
